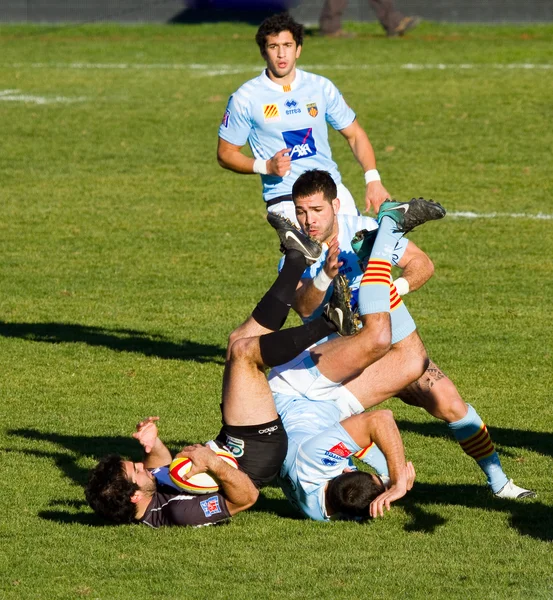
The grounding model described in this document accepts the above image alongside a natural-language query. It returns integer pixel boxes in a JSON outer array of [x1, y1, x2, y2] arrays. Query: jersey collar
[[261, 68, 303, 93]]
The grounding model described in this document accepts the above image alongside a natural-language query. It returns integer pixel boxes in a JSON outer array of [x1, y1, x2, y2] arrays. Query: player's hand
[[175, 444, 218, 480], [133, 416, 160, 454], [324, 236, 343, 279], [267, 148, 292, 177], [369, 462, 415, 518], [365, 181, 390, 214]]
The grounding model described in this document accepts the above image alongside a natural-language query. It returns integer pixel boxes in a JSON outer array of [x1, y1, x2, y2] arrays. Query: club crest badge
[[307, 102, 318, 118]]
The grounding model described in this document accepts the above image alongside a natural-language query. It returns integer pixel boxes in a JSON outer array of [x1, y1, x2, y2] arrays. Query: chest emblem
[[307, 102, 318, 118], [263, 103, 281, 122]]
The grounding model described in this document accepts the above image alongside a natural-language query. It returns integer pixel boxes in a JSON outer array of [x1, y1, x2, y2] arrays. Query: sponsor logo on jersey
[[307, 102, 318, 118], [200, 496, 222, 517], [224, 435, 245, 457], [263, 103, 281, 122], [282, 128, 317, 161], [322, 457, 339, 466], [284, 99, 301, 115], [328, 442, 352, 458]]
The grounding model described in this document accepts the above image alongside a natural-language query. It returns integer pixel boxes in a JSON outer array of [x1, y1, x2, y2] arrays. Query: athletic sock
[[354, 443, 389, 477], [448, 404, 508, 493], [259, 317, 336, 368], [358, 217, 401, 316], [251, 250, 306, 331]]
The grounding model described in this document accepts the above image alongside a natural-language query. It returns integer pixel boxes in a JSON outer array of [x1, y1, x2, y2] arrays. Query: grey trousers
[[319, 0, 404, 34]]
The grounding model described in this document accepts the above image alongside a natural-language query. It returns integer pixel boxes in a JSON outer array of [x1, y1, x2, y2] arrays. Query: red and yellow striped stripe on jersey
[[458, 423, 496, 460]]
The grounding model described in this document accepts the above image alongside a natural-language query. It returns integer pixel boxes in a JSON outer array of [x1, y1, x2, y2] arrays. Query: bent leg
[[344, 330, 428, 408]]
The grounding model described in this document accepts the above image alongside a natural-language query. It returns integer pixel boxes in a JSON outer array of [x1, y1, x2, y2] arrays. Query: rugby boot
[[267, 212, 322, 265], [377, 197, 446, 234], [323, 274, 359, 336], [351, 228, 378, 271], [494, 479, 537, 500]]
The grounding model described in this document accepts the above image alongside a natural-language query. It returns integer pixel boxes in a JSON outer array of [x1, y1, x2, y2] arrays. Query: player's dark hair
[[85, 455, 139, 524], [292, 169, 338, 203], [326, 471, 385, 520], [256, 13, 304, 56]]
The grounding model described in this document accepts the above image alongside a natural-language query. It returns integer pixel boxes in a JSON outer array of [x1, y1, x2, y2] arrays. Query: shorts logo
[[307, 102, 318, 118], [224, 435, 245, 457], [258, 425, 278, 435], [328, 442, 352, 458], [282, 128, 317, 161], [263, 103, 281, 122], [285, 99, 301, 115], [200, 496, 222, 518]]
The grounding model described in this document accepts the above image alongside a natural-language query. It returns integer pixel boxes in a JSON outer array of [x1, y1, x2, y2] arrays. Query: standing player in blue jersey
[[217, 13, 389, 224], [269, 168, 535, 500]]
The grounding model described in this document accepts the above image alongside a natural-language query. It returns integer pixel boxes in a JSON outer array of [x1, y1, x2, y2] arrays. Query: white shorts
[[266, 183, 360, 226], [268, 348, 364, 421]]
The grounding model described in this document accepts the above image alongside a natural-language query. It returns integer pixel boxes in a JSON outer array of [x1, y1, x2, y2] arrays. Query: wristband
[[364, 169, 381, 184], [393, 277, 410, 296], [253, 158, 268, 175], [313, 269, 333, 291]]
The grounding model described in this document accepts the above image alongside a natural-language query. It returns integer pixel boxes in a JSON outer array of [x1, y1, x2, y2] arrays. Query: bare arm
[[341, 410, 415, 518], [133, 416, 173, 469], [395, 240, 434, 294], [177, 444, 259, 516], [338, 119, 390, 213], [217, 137, 291, 177]]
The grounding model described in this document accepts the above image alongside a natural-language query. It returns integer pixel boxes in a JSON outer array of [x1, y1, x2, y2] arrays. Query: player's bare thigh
[[343, 330, 428, 409]]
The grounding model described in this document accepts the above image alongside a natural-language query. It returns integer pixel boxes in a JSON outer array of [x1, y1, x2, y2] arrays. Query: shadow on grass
[[396, 419, 553, 459], [8, 429, 553, 539], [400, 483, 553, 542], [0, 320, 225, 364]]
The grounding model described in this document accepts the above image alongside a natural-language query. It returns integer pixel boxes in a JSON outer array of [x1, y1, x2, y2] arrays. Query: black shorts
[[215, 416, 288, 488]]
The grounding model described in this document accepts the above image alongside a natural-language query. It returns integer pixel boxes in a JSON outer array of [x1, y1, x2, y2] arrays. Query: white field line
[[0, 88, 85, 104], [4, 62, 553, 75], [449, 211, 553, 220]]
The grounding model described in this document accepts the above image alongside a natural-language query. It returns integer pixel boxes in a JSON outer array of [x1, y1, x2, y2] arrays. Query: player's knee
[[229, 337, 257, 364]]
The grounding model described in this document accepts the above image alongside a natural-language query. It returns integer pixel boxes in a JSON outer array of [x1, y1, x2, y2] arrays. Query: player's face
[[123, 460, 156, 493], [263, 31, 302, 82], [295, 192, 339, 243]]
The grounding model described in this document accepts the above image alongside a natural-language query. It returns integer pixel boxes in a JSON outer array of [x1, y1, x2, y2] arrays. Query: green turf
[[0, 21, 552, 600]]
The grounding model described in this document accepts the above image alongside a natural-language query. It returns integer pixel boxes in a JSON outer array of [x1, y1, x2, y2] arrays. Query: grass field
[[0, 20, 552, 600]]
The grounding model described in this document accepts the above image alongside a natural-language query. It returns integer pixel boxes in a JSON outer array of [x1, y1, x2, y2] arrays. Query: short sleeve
[[323, 79, 356, 131], [218, 94, 252, 147]]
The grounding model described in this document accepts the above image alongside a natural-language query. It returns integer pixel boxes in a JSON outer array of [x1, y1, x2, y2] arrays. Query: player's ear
[[332, 197, 340, 214], [295, 44, 302, 60], [130, 491, 143, 504]]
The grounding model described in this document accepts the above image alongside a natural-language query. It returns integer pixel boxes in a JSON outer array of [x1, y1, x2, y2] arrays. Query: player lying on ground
[[85, 224, 363, 527], [265, 169, 534, 499]]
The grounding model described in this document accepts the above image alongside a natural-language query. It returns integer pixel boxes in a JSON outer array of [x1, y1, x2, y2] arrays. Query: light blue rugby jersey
[[275, 393, 362, 521], [278, 214, 408, 322], [218, 69, 356, 202]]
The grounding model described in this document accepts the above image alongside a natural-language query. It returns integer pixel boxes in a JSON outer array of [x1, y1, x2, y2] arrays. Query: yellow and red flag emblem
[[263, 103, 281, 122]]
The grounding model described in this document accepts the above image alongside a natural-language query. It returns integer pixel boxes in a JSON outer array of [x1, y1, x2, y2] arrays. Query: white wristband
[[394, 277, 410, 296], [253, 158, 268, 175], [364, 169, 381, 184], [313, 269, 333, 291]]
